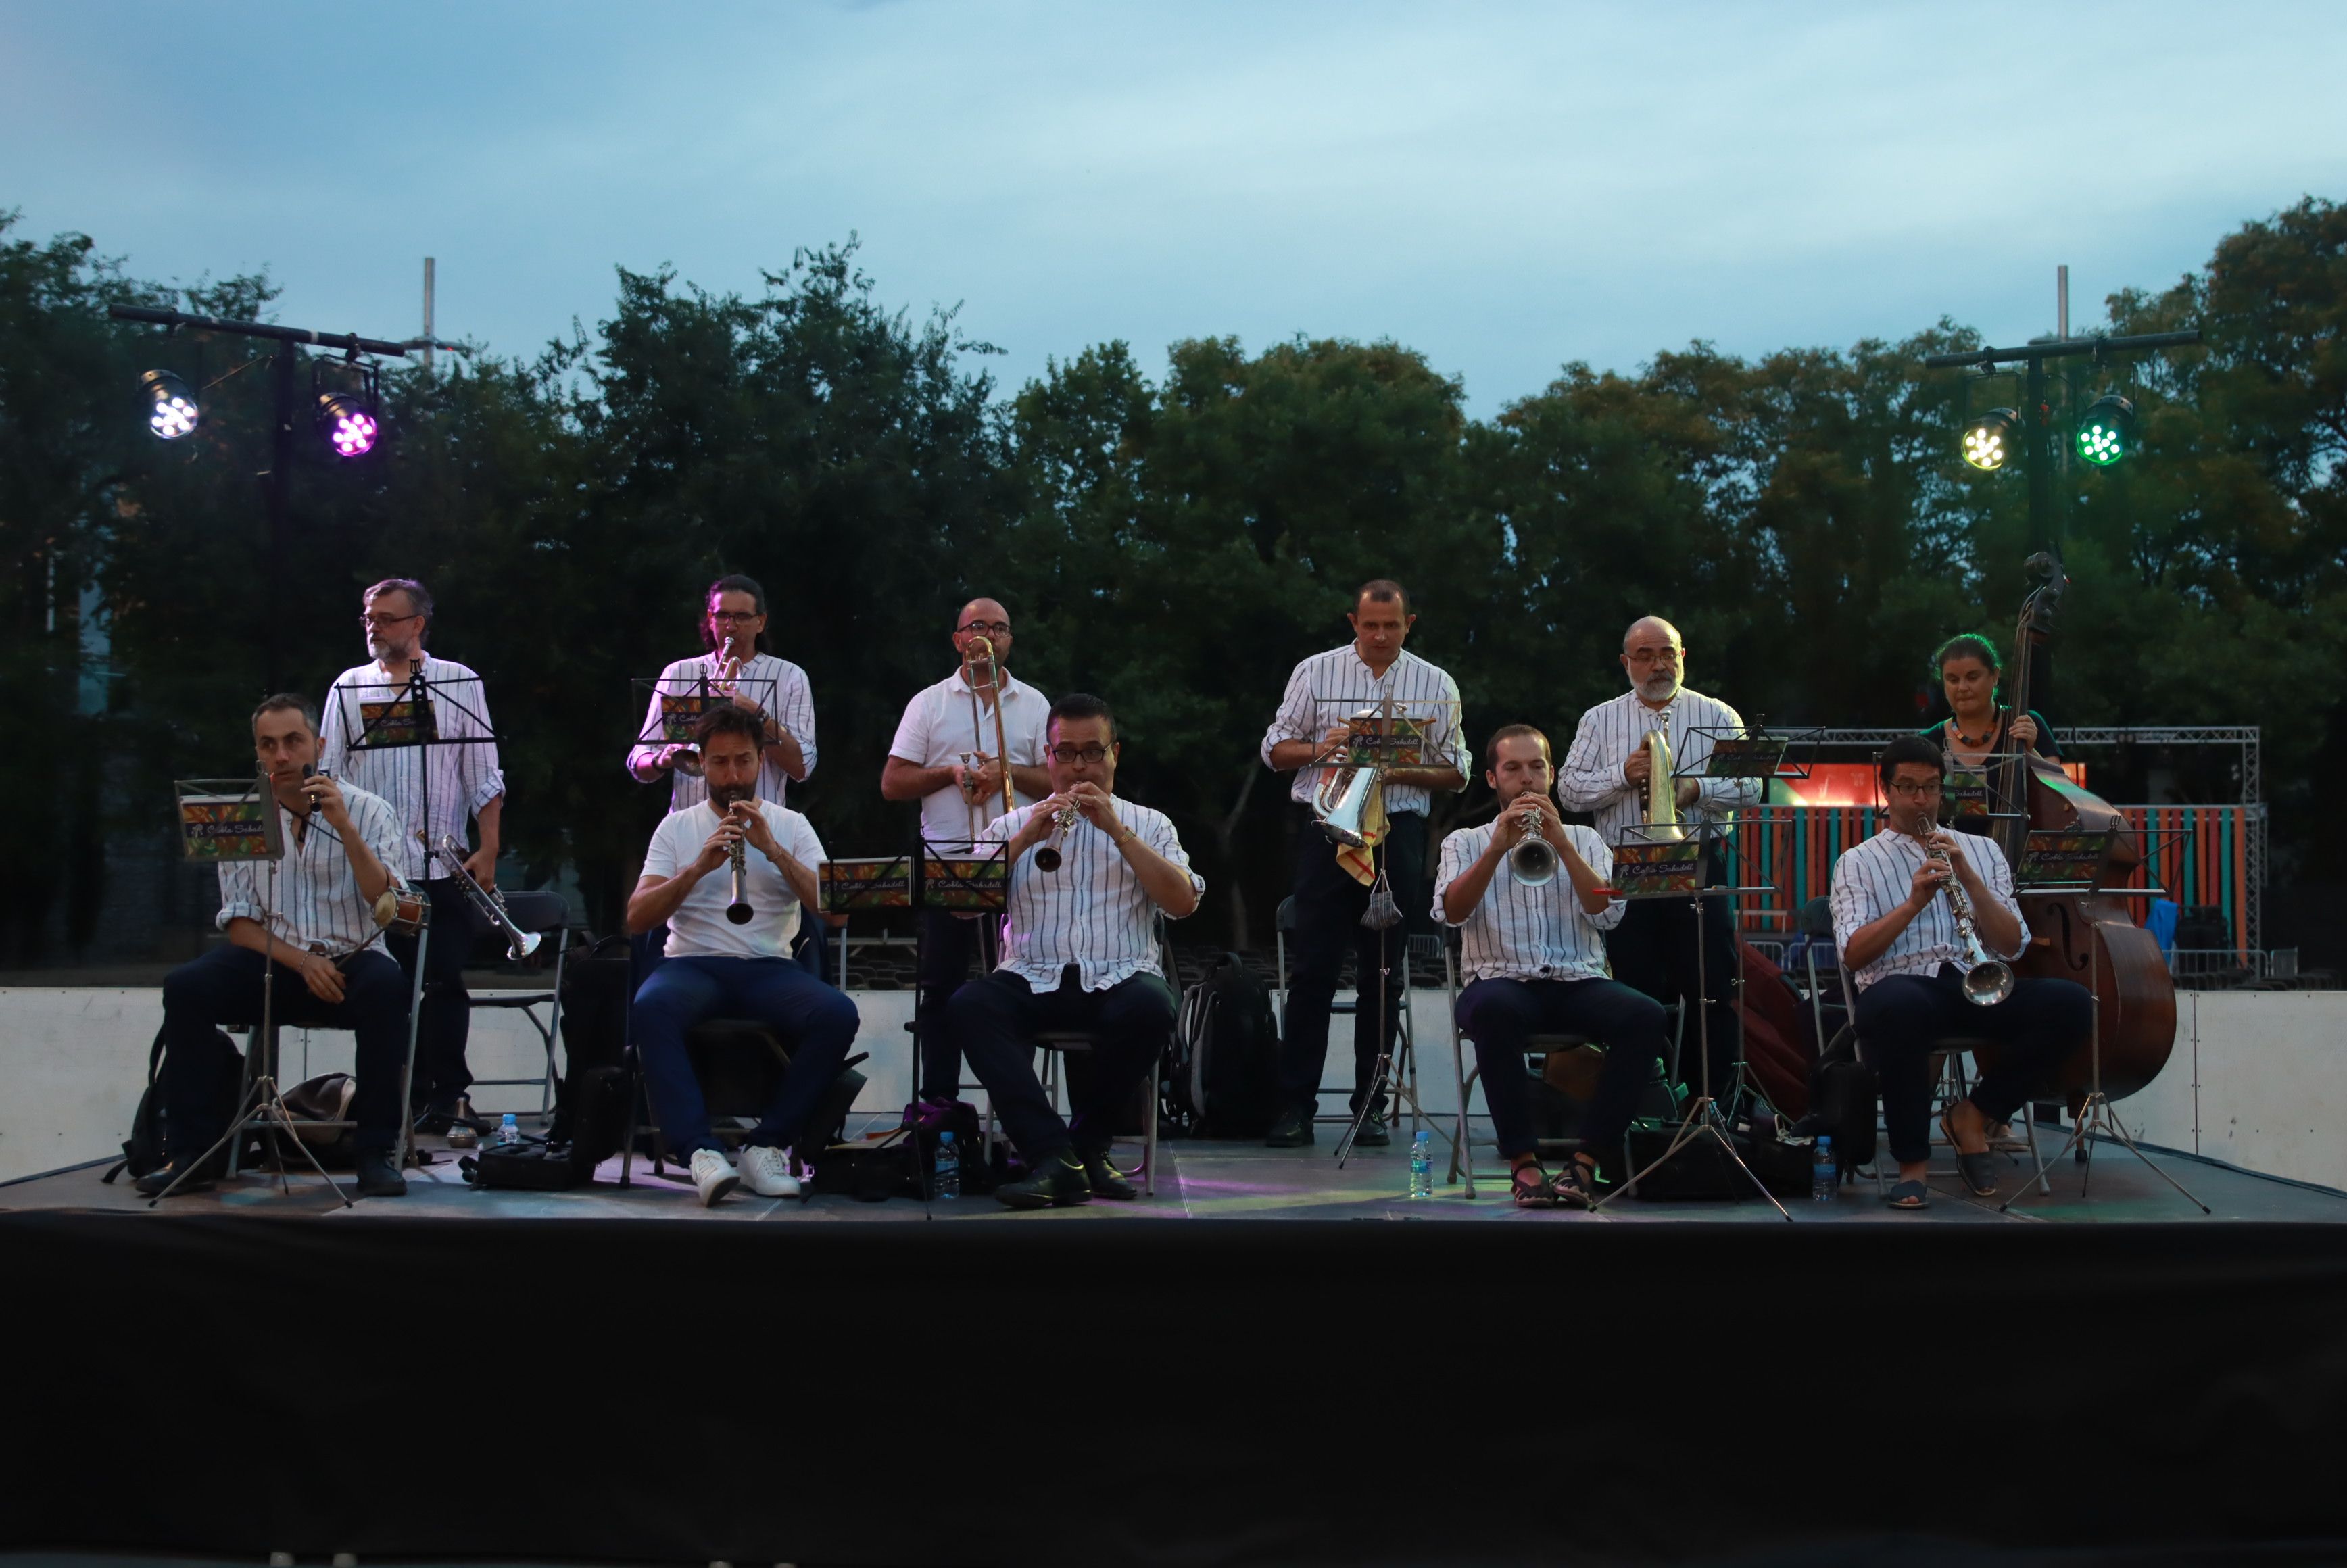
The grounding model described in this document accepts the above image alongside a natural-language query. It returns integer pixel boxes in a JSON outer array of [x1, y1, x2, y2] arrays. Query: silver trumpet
[[1930, 840, 2013, 1006], [1033, 800, 1080, 873], [436, 833, 543, 960], [1509, 802, 1558, 886], [725, 837, 753, 926], [1314, 708, 1382, 848]]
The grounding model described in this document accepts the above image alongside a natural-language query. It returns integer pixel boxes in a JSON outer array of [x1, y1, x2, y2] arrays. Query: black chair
[[463, 889, 575, 1118], [619, 1018, 867, 1189]]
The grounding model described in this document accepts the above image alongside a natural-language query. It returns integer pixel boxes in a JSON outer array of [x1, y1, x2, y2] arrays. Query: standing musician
[[625, 704, 858, 1208], [881, 597, 1052, 1104], [143, 695, 414, 1199], [320, 578, 505, 1134], [1437, 725, 1668, 1208], [1922, 632, 2059, 836], [1555, 615, 1758, 1106], [946, 694, 1202, 1210], [627, 572, 817, 812], [1829, 735, 2089, 1208], [1259, 578, 1467, 1148]]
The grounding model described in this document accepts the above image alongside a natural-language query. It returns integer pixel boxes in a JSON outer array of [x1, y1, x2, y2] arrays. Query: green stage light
[[1961, 407, 2019, 471], [2077, 393, 2135, 467]]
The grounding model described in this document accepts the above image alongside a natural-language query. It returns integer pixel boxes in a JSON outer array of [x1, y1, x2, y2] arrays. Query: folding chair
[[462, 890, 575, 1119], [1274, 894, 1429, 1132]]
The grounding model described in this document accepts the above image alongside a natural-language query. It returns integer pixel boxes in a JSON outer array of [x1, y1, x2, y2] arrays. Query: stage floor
[[9, 1116, 2342, 1225]]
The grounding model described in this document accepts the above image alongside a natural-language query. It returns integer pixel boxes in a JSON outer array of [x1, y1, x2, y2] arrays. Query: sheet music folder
[[175, 778, 283, 863]]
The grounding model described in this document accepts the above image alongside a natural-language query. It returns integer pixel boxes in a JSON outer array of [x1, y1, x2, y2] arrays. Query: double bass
[[1985, 554, 2176, 1106]]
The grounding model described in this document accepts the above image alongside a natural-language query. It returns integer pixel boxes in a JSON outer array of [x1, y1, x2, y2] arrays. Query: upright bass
[[1986, 554, 2176, 1106]]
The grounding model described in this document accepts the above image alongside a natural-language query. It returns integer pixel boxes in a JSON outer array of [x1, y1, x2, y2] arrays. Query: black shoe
[[1080, 1152, 1138, 1201], [1264, 1108, 1315, 1148], [412, 1098, 462, 1136], [1352, 1108, 1391, 1147], [134, 1160, 220, 1198], [994, 1152, 1092, 1210], [354, 1148, 408, 1198]]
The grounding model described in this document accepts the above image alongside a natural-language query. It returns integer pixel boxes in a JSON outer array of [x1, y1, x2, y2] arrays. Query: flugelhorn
[[1509, 801, 1558, 886], [1929, 840, 2012, 1006], [1032, 800, 1080, 872], [1642, 720, 1685, 842], [1314, 708, 1382, 848], [435, 833, 543, 960]]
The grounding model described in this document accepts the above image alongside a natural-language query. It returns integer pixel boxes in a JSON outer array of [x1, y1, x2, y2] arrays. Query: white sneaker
[[689, 1148, 739, 1207], [738, 1144, 802, 1198]]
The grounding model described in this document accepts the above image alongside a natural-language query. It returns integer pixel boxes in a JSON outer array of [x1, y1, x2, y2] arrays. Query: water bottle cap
[[939, 1131, 954, 1144], [502, 1113, 516, 1125], [1817, 1135, 1831, 1148], [1413, 1129, 1430, 1141]]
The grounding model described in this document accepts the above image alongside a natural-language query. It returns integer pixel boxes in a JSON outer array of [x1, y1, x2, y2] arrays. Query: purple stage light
[[317, 391, 379, 458]]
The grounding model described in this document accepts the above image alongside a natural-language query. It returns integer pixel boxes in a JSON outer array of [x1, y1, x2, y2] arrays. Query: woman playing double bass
[[1920, 633, 2058, 838]]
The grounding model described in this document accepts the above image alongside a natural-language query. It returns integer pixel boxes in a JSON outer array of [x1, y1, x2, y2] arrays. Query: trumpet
[[677, 643, 746, 779], [1929, 839, 2012, 1006], [725, 836, 752, 926], [1033, 800, 1080, 872], [1641, 720, 1685, 843], [435, 833, 543, 960], [1509, 801, 1558, 886]]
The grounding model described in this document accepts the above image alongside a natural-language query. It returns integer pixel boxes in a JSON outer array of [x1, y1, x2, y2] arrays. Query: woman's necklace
[[1950, 706, 2002, 749]]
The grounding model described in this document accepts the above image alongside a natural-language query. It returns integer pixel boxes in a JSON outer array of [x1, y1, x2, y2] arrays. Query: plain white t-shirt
[[642, 800, 827, 960]]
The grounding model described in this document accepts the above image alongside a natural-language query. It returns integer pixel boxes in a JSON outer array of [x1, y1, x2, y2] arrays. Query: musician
[[1828, 735, 2089, 1208], [625, 704, 856, 1207], [1923, 633, 2059, 836], [881, 597, 1052, 1103], [1555, 616, 1757, 1105], [1437, 726, 1667, 1207], [320, 578, 505, 1134], [946, 694, 1202, 1209], [627, 573, 817, 811], [1259, 579, 1466, 1148], [143, 695, 413, 1198]]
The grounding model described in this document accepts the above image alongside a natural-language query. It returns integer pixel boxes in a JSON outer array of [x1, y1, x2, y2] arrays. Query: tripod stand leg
[[2096, 1098, 2212, 1214]]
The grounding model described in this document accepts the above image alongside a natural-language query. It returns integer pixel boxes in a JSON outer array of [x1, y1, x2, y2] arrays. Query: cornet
[[1033, 800, 1080, 872], [1929, 839, 2012, 1006], [435, 833, 543, 961], [1509, 801, 1558, 886]]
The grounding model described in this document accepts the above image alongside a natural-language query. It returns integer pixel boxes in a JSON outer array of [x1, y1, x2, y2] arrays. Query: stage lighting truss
[[140, 369, 199, 439], [313, 359, 383, 459], [1961, 406, 2020, 472], [2076, 393, 2135, 467]]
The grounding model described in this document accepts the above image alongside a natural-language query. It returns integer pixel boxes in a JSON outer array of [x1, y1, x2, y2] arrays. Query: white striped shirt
[[980, 797, 1202, 994], [1433, 819, 1626, 983], [1555, 687, 1760, 848], [214, 783, 409, 956], [1259, 645, 1468, 816], [1828, 827, 2029, 992], [626, 651, 818, 813], [889, 668, 1052, 846], [320, 654, 506, 882]]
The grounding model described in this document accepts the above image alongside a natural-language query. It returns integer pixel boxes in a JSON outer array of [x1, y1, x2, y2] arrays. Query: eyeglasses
[[1048, 744, 1110, 764], [959, 622, 1012, 637], [361, 612, 420, 629], [707, 610, 762, 624], [1886, 779, 1944, 799], [1626, 647, 1682, 666]]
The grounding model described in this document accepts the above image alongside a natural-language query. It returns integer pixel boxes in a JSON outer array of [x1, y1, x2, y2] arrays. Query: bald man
[[883, 597, 1055, 1102], [1555, 616, 1761, 1107]]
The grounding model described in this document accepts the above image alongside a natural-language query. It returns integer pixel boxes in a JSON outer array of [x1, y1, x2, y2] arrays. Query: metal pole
[[422, 258, 436, 376], [2058, 264, 2069, 339], [266, 344, 297, 692]]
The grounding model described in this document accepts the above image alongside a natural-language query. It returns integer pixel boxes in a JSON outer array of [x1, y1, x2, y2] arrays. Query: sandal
[[1885, 1179, 1930, 1210], [1553, 1158, 1598, 1210], [1511, 1164, 1564, 1207], [1940, 1111, 2000, 1197]]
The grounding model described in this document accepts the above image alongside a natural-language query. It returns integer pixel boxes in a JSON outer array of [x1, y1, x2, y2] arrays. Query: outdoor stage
[[8, 1133, 2347, 1567]]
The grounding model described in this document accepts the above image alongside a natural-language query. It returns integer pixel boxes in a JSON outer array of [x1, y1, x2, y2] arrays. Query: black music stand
[[822, 840, 1010, 1104], [630, 669, 785, 781]]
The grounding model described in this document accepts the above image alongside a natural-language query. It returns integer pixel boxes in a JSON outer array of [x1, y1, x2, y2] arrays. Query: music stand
[[2001, 827, 2208, 1215], [823, 841, 1010, 1103], [631, 669, 785, 781], [155, 779, 354, 1206]]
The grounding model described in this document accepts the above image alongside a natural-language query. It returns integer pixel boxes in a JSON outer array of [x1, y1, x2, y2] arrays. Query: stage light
[[2076, 393, 2135, 467], [1961, 407, 2019, 472], [140, 370, 199, 439], [317, 391, 379, 458]]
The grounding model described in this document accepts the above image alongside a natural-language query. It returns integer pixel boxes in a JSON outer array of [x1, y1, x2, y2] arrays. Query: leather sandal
[[1510, 1165, 1564, 1206], [1941, 1111, 2000, 1197]]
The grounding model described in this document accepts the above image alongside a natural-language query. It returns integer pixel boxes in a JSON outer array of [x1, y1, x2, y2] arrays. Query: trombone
[[960, 634, 1017, 838]]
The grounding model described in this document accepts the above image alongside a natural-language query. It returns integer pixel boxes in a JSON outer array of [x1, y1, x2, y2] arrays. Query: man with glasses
[[881, 597, 1052, 1103], [945, 693, 1202, 1208], [321, 578, 506, 1133], [1556, 616, 1760, 1107], [629, 573, 817, 813], [1828, 735, 2087, 1208]]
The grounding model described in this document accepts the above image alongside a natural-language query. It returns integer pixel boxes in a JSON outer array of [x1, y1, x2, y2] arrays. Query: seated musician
[[626, 704, 858, 1207], [945, 693, 1202, 1210], [1829, 735, 2089, 1208], [1924, 633, 2058, 836], [145, 695, 414, 1199], [1436, 725, 1667, 1208]]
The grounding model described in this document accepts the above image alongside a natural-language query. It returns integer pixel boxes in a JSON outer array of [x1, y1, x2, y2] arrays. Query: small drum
[[373, 886, 430, 935]]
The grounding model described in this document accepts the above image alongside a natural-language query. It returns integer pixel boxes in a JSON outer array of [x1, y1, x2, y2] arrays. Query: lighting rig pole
[[110, 305, 410, 690]]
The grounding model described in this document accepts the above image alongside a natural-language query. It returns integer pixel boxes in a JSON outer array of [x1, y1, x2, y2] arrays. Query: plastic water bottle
[[1408, 1129, 1433, 1200], [934, 1130, 961, 1200], [495, 1112, 521, 1148], [1811, 1135, 1837, 1202]]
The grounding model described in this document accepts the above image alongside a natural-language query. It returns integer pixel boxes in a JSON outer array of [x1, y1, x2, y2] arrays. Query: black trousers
[[947, 966, 1174, 1162], [1856, 964, 2091, 1165], [1277, 810, 1428, 1115], [159, 945, 410, 1162], [915, 908, 1000, 1101], [385, 877, 473, 1107], [1457, 976, 1670, 1162], [1603, 849, 1737, 1101]]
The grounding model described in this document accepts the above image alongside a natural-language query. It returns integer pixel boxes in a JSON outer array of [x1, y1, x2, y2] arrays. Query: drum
[[373, 886, 430, 935]]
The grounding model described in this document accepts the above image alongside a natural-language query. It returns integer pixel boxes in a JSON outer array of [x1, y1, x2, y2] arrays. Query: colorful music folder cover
[[356, 698, 441, 748], [177, 789, 282, 862]]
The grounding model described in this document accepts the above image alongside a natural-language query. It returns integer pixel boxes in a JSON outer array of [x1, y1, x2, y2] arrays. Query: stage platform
[[7, 1131, 2347, 1567]]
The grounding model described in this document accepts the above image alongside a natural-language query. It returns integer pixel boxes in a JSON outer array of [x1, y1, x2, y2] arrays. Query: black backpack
[[1167, 952, 1280, 1139], [1799, 1027, 1879, 1170], [102, 1027, 171, 1184]]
